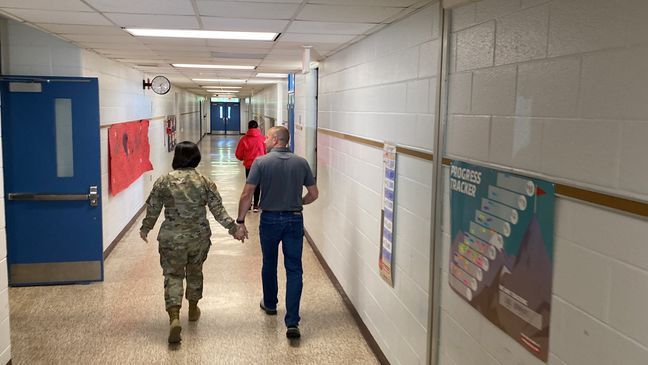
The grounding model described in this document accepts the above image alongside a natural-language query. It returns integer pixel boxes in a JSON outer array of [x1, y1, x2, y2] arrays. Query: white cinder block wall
[[440, 0, 648, 364], [302, 4, 441, 364], [293, 71, 318, 174], [250, 81, 287, 131], [2, 20, 203, 251]]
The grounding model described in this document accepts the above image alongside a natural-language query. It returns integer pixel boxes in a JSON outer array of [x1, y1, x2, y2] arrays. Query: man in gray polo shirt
[[236, 126, 318, 339]]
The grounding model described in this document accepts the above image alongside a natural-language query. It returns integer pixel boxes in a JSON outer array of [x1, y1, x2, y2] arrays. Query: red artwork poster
[[109, 120, 153, 196]]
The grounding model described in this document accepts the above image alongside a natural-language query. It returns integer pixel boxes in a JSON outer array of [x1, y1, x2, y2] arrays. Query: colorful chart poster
[[109, 120, 153, 196], [379, 142, 397, 286], [449, 161, 555, 361]]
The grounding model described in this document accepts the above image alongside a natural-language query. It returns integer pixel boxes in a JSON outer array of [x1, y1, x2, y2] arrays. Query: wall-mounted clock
[[143, 75, 171, 95]]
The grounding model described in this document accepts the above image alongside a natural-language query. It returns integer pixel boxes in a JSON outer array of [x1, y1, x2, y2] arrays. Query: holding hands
[[233, 223, 249, 242]]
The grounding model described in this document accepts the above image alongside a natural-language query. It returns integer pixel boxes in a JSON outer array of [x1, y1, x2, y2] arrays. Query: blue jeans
[[259, 211, 304, 327]]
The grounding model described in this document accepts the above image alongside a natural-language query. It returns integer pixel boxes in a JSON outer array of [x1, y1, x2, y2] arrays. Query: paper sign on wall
[[449, 160, 555, 362], [109, 120, 153, 196], [379, 142, 397, 286]]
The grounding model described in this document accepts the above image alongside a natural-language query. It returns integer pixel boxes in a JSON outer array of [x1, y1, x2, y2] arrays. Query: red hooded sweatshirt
[[235, 128, 266, 168]]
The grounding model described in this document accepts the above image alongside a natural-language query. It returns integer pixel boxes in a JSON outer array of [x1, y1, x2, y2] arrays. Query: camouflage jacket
[[140, 168, 237, 242]]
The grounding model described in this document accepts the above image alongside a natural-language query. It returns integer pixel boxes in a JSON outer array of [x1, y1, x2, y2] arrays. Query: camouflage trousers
[[158, 239, 211, 309]]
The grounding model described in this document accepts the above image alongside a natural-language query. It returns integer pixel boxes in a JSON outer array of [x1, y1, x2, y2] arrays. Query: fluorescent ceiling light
[[193, 78, 246, 83], [125, 28, 278, 41], [173, 63, 255, 70], [207, 90, 239, 93], [201, 86, 241, 89], [256, 73, 288, 78]]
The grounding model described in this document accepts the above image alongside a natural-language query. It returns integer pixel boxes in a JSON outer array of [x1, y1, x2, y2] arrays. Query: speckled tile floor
[[9, 135, 379, 365]]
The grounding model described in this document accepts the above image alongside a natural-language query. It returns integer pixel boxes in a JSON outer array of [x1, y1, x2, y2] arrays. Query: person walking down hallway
[[140, 141, 245, 344], [236, 126, 319, 339], [235, 120, 266, 212]]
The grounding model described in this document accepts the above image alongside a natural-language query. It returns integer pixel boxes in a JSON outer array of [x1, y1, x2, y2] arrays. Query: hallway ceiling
[[0, 0, 434, 97]]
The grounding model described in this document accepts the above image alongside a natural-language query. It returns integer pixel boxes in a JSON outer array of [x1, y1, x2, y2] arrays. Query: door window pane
[[219, 106, 223, 118], [55, 98, 74, 177]]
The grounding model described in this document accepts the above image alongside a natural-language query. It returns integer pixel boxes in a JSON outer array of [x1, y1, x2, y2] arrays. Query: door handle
[[9, 186, 99, 207]]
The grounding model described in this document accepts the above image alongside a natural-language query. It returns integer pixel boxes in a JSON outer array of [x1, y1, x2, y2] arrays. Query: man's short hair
[[248, 120, 258, 129], [270, 126, 290, 144], [172, 141, 201, 169]]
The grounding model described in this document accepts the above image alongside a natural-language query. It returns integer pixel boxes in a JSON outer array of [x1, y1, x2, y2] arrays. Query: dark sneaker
[[286, 326, 300, 339], [260, 300, 277, 315]]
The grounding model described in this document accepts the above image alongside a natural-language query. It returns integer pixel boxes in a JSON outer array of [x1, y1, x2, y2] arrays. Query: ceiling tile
[[114, 58, 170, 64], [148, 49, 211, 56], [201, 17, 288, 32], [79, 42, 151, 49], [2, 9, 112, 25], [307, 0, 418, 6], [140, 38, 208, 47], [280, 33, 355, 44], [207, 47, 274, 55], [263, 53, 301, 61], [85, 0, 195, 15], [287, 20, 376, 35], [274, 40, 341, 51], [205, 39, 275, 49], [34, 24, 126, 35], [60, 34, 143, 44], [104, 13, 200, 29], [197, 1, 299, 20], [0, 0, 93, 11], [95, 49, 155, 57], [232, 0, 302, 3], [268, 48, 304, 56], [296, 4, 402, 23], [258, 59, 302, 70]]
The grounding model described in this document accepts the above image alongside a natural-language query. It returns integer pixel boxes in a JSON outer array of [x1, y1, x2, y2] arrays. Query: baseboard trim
[[103, 205, 145, 260], [304, 229, 391, 365]]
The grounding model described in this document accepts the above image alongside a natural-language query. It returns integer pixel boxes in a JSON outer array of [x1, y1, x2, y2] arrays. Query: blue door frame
[[288, 74, 295, 151], [1, 76, 103, 286]]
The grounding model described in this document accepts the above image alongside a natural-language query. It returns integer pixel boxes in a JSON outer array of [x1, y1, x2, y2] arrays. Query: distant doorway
[[210, 102, 240, 134]]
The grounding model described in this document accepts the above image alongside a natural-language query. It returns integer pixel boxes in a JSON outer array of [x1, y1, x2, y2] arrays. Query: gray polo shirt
[[246, 147, 315, 212]]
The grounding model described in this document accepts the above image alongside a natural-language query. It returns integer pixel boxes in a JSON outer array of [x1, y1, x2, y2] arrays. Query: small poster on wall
[[109, 120, 153, 196], [166, 115, 177, 152], [379, 142, 397, 287], [449, 160, 555, 361]]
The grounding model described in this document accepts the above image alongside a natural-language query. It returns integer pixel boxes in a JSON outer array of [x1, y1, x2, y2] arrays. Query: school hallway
[[2, 1, 648, 364], [7, 135, 378, 364]]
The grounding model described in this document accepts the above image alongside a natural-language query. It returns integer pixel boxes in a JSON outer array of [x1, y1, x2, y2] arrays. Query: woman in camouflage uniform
[[140, 141, 242, 343]]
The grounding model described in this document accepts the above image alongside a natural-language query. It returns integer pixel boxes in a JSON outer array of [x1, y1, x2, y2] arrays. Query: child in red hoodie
[[235, 120, 266, 211]]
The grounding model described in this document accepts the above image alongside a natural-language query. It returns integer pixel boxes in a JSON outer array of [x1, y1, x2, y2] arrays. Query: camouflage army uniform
[[140, 168, 237, 309]]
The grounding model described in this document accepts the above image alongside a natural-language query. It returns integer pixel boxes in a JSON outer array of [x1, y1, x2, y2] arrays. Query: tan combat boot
[[167, 305, 182, 343], [188, 300, 201, 321]]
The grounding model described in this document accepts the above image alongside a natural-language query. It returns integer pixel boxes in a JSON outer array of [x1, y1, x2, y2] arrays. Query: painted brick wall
[[440, 1, 648, 364], [304, 3, 442, 364]]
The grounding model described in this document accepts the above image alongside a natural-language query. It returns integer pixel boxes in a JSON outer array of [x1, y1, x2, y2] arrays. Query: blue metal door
[[210, 102, 224, 133], [210, 102, 240, 134], [1, 76, 103, 286], [227, 103, 240, 133]]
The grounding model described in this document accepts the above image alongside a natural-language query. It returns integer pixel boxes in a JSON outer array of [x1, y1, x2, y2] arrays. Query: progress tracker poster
[[449, 161, 555, 361], [379, 142, 396, 286]]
